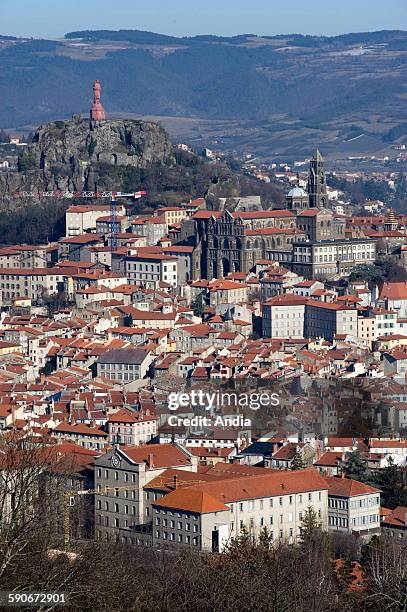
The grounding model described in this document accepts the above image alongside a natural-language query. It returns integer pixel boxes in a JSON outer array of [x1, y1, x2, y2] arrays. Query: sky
[[1, 0, 406, 39]]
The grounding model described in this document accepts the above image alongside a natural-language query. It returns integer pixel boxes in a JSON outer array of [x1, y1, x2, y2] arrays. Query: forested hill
[[0, 29, 406, 155]]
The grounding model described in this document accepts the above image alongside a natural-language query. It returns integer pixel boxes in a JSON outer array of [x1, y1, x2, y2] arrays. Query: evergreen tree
[[375, 456, 407, 509], [299, 506, 321, 546], [290, 449, 305, 470], [342, 450, 368, 482], [191, 293, 205, 318]]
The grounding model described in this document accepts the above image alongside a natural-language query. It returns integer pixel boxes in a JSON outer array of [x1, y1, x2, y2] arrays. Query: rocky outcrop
[[0, 116, 173, 200]]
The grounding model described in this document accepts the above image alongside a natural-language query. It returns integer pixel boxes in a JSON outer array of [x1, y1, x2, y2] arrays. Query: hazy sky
[[1, 0, 406, 39]]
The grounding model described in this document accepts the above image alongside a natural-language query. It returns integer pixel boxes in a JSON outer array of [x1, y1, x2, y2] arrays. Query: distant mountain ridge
[[1, 29, 406, 156], [64, 28, 407, 47]]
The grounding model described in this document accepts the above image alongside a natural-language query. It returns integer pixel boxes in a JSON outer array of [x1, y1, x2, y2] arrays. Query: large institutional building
[[187, 150, 375, 280]]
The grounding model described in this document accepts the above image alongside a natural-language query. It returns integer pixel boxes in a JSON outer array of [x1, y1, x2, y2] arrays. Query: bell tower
[[308, 149, 327, 208]]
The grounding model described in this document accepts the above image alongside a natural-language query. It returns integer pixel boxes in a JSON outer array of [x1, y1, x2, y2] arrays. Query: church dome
[[287, 186, 307, 198]]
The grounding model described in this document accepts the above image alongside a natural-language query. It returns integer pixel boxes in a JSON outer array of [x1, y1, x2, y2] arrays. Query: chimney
[[148, 453, 154, 468], [173, 474, 178, 489]]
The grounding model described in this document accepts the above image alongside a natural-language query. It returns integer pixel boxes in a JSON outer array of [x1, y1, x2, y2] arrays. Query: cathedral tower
[[308, 149, 327, 208]]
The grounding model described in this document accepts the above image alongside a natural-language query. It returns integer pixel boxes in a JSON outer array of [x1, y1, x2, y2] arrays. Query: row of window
[[228, 492, 321, 512], [155, 518, 198, 532], [157, 531, 199, 545]]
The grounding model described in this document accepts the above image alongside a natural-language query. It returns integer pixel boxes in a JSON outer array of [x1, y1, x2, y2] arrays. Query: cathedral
[[192, 149, 344, 279]]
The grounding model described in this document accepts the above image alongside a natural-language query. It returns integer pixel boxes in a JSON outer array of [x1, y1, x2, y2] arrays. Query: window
[[279, 497, 283, 506]]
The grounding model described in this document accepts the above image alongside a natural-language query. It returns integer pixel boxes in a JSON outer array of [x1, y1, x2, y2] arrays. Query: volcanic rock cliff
[[0, 116, 173, 199]]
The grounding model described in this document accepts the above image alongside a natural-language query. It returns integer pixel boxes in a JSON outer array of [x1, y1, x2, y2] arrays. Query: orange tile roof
[[324, 476, 380, 497], [154, 489, 229, 513], [153, 468, 328, 514], [379, 281, 407, 300], [117, 443, 191, 469]]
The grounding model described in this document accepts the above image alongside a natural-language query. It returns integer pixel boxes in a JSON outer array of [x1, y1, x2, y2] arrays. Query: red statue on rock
[[90, 80, 106, 121]]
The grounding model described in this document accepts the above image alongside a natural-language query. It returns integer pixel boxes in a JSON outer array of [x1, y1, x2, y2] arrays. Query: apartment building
[[94, 443, 197, 543], [209, 280, 248, 307], [262, 294, 307, 338], [58, 234, 104, 261], [66, 204, 125, 236], [325, 476, 380, 538], [0, 245, 57, 269], [125, 254, 178, 288], [162, 245, 194, 284], [107, 408, 158, 445], [292, 238, 376, 279], [131, 216, 167, 246], [96, 348, 152, 383], [357, 307, 397, 347], [304, 300, 358, 341], [0, 268, 66, 305], [52, 422, 108, 450], [156, 207, 188, 225], [152, 469, 329, 552]]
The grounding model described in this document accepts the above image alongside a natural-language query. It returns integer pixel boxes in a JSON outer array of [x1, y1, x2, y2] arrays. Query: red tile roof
[[153, 468, 328, 514], [324, 476, 380, 497], [117, 443, 191, 469]]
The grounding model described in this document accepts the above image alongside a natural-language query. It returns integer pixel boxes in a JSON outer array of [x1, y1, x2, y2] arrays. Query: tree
[[17, 151, 37, 172], [361, 535, 407, 612], [191, 293, 205, 318], [374, 456, 407, 509], [290, 449, 305, 470], [342, 450, 368, 482], [299, 506, 322, 547]]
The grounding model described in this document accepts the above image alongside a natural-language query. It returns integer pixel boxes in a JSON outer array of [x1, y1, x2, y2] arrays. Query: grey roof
[[287, 186, 307, 198], [97, 348, 148, 365]]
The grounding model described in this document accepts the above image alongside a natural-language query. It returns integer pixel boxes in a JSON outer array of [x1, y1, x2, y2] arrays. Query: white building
[[325, 476, 381, 539], [152, 469, 329, 552], [262, 294, 307, 338], [126, 254, 178, 288]]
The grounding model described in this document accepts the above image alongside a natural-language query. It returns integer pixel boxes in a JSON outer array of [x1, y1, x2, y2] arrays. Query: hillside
[[0, 29, 406, 158]]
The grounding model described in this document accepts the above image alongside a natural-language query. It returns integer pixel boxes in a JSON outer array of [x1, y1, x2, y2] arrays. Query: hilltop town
[[0, 80, 406, 601]]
